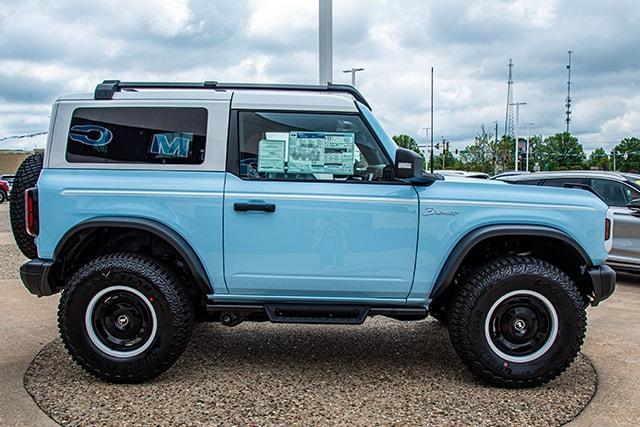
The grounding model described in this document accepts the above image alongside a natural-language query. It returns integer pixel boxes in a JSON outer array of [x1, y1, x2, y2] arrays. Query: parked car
[[0, 179, 9, 203], [12, 80, 615, 387], [490, 171, 531, 180], [434, 170, 490, 179], [497, 170, 640, 271], [1, 174, 15, 191]]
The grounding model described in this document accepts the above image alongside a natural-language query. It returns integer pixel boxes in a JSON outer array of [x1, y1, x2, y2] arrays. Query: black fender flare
[[54, 216, 213, 295], [429, 224, 593, 300]]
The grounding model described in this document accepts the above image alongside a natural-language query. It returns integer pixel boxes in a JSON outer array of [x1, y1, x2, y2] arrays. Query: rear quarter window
[[66, 107, 207, 164]]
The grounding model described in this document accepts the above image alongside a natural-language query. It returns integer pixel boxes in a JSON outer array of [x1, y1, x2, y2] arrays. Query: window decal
[[149, 133, 192, 158], [69, 125, 113, 147], [287, 132, 355, 175], [257, 139, 286, 173]]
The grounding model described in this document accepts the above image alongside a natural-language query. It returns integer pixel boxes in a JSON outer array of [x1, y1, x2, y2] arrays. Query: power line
[[0, 131, 48, 143]]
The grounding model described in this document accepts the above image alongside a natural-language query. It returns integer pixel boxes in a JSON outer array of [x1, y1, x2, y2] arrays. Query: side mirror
[[395, 148, 424, 179], [627, 199, 640, 215]]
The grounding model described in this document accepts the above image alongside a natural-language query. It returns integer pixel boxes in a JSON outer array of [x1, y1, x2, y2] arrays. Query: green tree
[[392, 134, 424, 157], [540, 132, 585, 170], [588, 148, 610, 170], [612, 137, 640, 172], [459, 124, 493, 173], [527, 135, 545, 171], [493, 135, 516, 173], [432, 150, 461, 170]]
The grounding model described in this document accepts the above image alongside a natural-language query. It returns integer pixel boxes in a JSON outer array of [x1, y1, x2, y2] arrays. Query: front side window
[[66, 107, 207, 164], [590, 178, 640, 206], [238, 111, 393, 182]]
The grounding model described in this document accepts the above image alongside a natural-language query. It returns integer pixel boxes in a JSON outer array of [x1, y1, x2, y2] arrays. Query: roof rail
[[94, 80, 371, 109]]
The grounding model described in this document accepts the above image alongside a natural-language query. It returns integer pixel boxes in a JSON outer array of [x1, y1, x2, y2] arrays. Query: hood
[[432, 175, 607, 211]]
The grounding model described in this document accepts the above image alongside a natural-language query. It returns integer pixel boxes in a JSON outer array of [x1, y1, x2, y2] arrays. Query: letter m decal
[[150, 133, 192, 158]]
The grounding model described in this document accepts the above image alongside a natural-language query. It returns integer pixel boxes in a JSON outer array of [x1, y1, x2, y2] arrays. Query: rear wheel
[[58, 253, 194, 383], [448, 257, 586, 388], [0, 190, 6, 204], [10, 153, 43, 258]]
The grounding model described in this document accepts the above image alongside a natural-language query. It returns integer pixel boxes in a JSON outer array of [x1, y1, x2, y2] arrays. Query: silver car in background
[[498, 171, 640, 271]]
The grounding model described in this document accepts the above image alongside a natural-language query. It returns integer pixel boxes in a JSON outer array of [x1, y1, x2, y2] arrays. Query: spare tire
[[10, 152, 44, 259]]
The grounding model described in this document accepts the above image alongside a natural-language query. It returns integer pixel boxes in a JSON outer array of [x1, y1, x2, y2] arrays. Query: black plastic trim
[[94, 80, 372, 109], [430, 224, 594, 299], [54, 217, 213, 295], [20, 259, 55, 296], [587, 264, 616, 306]]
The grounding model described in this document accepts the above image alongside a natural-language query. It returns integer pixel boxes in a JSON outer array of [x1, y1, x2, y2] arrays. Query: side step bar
[[206, 303, 428, 325], [265, 304, 369, 325]]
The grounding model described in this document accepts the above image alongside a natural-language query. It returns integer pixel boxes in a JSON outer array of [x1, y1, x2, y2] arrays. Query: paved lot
[[0, 201, 638, 425]]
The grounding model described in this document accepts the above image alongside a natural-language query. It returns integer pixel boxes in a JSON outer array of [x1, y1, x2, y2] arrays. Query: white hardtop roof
[[58, 85, 361, 112]]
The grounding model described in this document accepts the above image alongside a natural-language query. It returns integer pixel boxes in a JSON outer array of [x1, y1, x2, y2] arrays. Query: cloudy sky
[[1, 0, 639, 152]]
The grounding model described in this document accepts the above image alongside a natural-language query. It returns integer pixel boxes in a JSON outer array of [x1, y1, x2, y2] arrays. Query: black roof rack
[[94, 80, 371, 109]]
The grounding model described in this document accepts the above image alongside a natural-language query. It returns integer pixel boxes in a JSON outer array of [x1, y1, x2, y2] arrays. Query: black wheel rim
[[90, 289, 153, 353], [487, 291, 556, 361]]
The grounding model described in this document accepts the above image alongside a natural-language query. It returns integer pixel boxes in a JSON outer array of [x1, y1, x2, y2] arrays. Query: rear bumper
[[20, 259, 56, 297], [587, 264, 616, 306]]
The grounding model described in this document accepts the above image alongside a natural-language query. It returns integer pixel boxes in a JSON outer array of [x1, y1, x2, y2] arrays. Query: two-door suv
[[12, 80, 615, 387]]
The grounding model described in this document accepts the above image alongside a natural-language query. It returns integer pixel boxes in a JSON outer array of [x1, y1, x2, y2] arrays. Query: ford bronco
[[12, 80, 615, 387]]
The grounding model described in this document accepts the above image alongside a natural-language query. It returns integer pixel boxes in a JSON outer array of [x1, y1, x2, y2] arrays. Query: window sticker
[[149, 132, 192, 158], [287, 132, 355, 175], [258, 139, 286, 173]]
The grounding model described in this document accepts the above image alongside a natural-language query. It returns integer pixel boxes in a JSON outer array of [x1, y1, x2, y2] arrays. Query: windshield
[[356, 102, 398, 160]]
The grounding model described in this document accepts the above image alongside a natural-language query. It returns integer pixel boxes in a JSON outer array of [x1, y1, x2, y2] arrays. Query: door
[[589, 178, 640, 264], [223, 110, 419, 300]]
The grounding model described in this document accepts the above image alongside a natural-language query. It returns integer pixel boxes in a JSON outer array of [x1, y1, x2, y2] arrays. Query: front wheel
[[448, 257, 586, 388], [0, 190, 6, 204], [58, 253, 194, 383]]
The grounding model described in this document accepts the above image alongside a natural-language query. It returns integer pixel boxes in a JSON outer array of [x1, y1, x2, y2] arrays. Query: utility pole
[[565, 50, 572, 133], [510, 101, 526, 170], [342, 67, 364, 86], [430, 67, 434, 173], [504, 59, 515, 136], [442, 137, 447, 169], [318, 0, 333, 85], [523, 122, 535, 172]]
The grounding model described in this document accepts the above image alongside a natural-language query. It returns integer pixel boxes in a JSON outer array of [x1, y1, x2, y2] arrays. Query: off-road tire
[[448, 256, 586, 388], [58, 253, 194, 383], [10, 152, 43, 258]]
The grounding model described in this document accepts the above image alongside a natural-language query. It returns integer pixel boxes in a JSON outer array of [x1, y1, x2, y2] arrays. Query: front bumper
[[587, 264, 616, 306], [20, 259, 56, 297]]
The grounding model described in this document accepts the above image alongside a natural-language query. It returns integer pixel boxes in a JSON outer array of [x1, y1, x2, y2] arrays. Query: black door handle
[[234, 202, 276, 212]]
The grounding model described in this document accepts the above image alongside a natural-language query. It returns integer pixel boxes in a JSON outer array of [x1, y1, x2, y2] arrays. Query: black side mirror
[[395, 148, 424, 179], [627, 199, 640, 214]]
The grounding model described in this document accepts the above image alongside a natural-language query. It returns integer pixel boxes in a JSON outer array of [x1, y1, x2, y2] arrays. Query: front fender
[[427, 224, 592, 300]]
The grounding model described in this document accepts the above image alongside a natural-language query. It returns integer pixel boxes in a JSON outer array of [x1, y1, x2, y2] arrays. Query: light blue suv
[[13, 81, 615, 387]]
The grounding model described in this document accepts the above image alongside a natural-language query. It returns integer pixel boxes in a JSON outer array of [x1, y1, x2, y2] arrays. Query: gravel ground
[[0, 202, 10, 232], [25, 319, 596, 426], [0, 244, 26, 279], [3, 201, 596, 426]]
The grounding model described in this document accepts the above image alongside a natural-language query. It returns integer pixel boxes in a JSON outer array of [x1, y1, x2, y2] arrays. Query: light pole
[[342, 67, 365, 87], [319, 0, 333, 84], [509, 102, 526, 170], [523, 122, 535, 172]]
